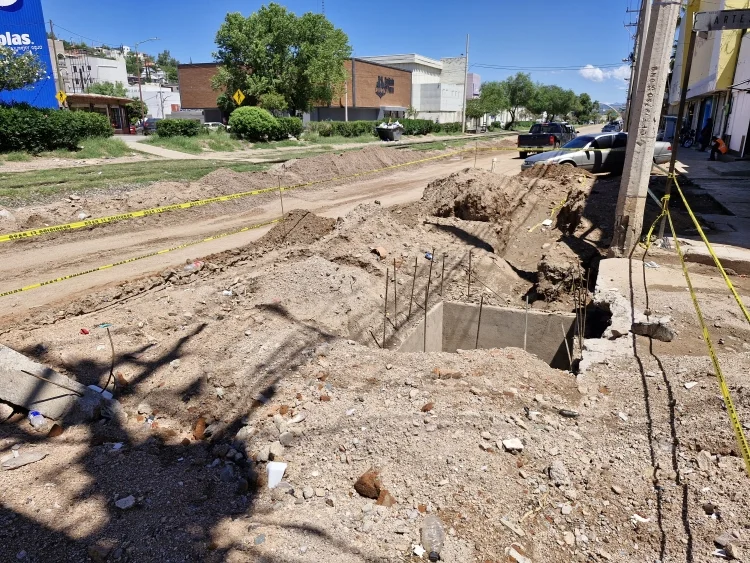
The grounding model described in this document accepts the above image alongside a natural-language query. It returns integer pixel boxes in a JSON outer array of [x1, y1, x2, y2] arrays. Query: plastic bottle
[[421, 515, 445, 562], [27, 410, 46, 429]]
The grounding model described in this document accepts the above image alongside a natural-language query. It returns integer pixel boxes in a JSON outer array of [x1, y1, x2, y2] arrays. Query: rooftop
[[357, 53, 443, 70]]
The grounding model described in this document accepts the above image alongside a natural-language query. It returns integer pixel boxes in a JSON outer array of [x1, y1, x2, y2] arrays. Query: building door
[[702, 98, 713, 131]]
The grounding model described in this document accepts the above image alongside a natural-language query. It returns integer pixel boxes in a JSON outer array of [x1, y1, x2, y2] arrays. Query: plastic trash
[[644, 261, 659, 269], [425, 252, 433, 261], [28, 410, 46, 429], [80, 328, 90, 335], [222, 290, 233, 296], [184, 260, 204, 272], [267, 461, 287, 489], [421, 515, 445, 562]]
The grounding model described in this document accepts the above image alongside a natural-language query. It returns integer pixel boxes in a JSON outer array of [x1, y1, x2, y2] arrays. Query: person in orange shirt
[[709, 136, 728, 161]]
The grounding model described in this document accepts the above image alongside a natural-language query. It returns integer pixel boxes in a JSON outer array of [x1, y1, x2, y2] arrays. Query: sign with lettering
[[0, 0, 56, 108], [375, 76, 395, 99], [694, 10, 750, 31]]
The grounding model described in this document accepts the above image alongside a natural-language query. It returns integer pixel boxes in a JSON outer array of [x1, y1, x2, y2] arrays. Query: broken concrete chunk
[[1, 451, 47, 470], [501, 438, 524, 453], [0, 345, 111, 422], [631, 319, 675, 342]]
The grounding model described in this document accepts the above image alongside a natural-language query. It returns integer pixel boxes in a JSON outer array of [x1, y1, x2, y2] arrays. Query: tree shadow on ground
[[0, 304, 387, 562]]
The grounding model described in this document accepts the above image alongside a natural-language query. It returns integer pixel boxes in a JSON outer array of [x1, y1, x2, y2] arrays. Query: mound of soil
[[257, 209, 336, 248]]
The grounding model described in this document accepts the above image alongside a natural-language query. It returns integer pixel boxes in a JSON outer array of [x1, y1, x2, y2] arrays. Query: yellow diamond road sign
[[56, 91, 67, 105], [232, 90, 245, 105]]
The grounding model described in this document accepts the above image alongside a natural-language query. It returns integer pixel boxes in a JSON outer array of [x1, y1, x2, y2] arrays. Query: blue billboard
[[0, 0, 57, 108]]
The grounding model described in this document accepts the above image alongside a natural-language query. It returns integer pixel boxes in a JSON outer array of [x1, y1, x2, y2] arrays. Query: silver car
[[520, 132, 672, 174]]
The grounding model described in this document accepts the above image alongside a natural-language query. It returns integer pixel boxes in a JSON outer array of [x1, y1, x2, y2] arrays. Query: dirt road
[[0, 150, 519, 318]]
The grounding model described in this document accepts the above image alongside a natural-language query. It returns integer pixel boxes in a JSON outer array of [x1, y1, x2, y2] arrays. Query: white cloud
[[579, 64, 606, 82], [579, 64, 631, 83]]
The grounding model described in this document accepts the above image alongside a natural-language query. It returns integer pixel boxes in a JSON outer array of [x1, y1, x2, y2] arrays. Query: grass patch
[[142, 132, 248, 154], [3, 151, 32, 162], [142, 135, 205, 154], [0, 160, 267, 204], [47, 137, 132, 159], [310, 133, 379, 145]]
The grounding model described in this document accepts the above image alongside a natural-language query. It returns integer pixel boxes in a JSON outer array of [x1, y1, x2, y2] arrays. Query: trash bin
[[376, 126, 403, 142]]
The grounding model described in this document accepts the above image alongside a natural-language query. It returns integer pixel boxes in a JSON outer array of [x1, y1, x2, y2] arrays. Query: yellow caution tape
[[0, 218, 280, 299], [528, 196, 568, 233], [639, 194, 670, 253], [670, 175, 750, 326], [665, 207, 750, 475], [0, 143, 616, 245]]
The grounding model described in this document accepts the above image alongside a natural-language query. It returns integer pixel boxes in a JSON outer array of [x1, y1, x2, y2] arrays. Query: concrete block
[[0, 344, 108, 421]]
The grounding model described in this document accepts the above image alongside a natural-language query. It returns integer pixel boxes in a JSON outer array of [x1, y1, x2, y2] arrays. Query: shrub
[[272, 116, 303, 140], [398, 118, 437, 136], [307, 120, 375, 138], [0, 104, 112, 153], [156, 119, 203, 138], [441, 122, 463, 134], [229, 106, 279, 141]]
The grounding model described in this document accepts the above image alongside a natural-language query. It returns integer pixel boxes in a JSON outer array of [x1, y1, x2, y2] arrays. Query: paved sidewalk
[[674, 146, 750, 248]]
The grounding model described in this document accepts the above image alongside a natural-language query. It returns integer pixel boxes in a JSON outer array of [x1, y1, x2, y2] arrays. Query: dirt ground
[[2, 151, 750, 562]]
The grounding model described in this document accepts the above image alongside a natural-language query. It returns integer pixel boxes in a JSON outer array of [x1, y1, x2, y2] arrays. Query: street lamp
[[134, 37, 159, 126]]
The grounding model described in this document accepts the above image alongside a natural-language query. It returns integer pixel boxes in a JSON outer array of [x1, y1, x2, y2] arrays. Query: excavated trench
[[394, 301, 577, 370]]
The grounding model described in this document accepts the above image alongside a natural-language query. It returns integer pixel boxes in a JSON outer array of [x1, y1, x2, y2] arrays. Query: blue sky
[[40, 0, 636, 103]]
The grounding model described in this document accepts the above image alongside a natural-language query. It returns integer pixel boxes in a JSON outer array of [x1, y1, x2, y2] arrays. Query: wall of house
[[178, 63, 221, 109], [125, 85, 180, 118], [726, 33, 750, 153]]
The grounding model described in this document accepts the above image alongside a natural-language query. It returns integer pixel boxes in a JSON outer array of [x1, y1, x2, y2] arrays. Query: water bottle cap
[[29, 411, 40, 416]]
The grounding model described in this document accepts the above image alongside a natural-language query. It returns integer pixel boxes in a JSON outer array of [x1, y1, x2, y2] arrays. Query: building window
[[73, 66, 77, 72], [75, 78, 80, 84], [87, 65, 91, 71]]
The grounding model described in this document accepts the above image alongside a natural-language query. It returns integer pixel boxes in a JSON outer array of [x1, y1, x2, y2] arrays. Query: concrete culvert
[[395, 301, 576, 370]]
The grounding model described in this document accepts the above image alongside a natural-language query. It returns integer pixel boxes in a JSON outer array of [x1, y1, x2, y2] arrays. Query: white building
[[48, 39, 128, 94], [723, 33, 750, 156], [126, 84, 181, 118], [357, 53, 467, 123]]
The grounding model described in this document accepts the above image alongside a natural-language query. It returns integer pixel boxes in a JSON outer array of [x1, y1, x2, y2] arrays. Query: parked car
[[517, 122, 578, 158], [203, 122, 227, 132], [520, 132, 671, 174], [602, 121, 622, 133], [136, 118, 162, 136]]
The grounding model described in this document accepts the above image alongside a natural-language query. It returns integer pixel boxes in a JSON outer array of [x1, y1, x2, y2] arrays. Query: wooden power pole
[[611, 0, 680, 257]]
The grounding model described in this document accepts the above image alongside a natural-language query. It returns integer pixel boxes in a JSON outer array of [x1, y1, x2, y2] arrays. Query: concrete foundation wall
[[396, 301, 575, 369], [443, 303, 575, 368], [397, 302, 444, 352]]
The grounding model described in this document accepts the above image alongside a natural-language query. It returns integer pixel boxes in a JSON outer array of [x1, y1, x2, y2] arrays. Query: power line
[[472, 63, 626, 71], [51, 23, 123, 49]]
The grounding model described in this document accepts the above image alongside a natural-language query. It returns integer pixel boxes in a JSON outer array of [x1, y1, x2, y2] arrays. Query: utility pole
[[625, 0, 651, 132], [461, 34, 469, 134], [345, 80, 348, 122], [48, 21, 65, 98], [611, 0, 680, 257]]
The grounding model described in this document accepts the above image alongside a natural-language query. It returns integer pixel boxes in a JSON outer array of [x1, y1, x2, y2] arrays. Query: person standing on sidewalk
[[709, 136, 728, 161]]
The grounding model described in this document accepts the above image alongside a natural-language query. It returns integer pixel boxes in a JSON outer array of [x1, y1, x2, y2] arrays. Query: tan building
[[177, 59, 412, 122]]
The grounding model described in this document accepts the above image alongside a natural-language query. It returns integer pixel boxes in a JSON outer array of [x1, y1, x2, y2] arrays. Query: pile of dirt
[[270, 145, 430, 186], [256, 209, 337, 249], [536, 242, 583, 300]]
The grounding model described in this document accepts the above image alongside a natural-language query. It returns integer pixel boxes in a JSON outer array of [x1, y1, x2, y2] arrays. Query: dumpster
[[376, 121, 404, 142]]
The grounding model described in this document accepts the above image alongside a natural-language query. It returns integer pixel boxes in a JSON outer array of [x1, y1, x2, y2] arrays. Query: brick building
[[177, 59, 411, 122], [177, 63, 223, 123]]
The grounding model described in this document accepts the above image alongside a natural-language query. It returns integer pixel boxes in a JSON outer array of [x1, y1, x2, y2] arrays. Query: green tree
[[477, 81, 508, 116], [213, 3, 352, 114], [156, 50, 179, 82], [499, 72, 535, 128], [125, 52, 140, 76], [259, 91, 288, 114], [126, 98, 149, 122], [465, 98, 485, 120], [87, 81, 128, 97], [573, 93, 597, 123], [606, 109, 618, 122], [0, 46, 45, 92], [526, 84, 577, 121]]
